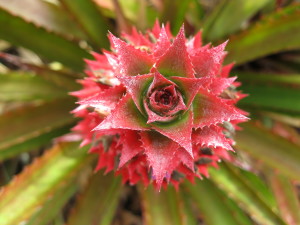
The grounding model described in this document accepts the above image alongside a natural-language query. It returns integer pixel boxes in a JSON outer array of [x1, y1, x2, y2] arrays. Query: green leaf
[[236, 122, 300, 181], [184, 179, 254, 225], [21, 62, 82, 91], [0, 53, 81, 90], [31, 68, 81, 91], [118, 0, 142, 22], [0, 98, 76, 161], [26, 180, 77, 225], [0, 7, 90, 71], [115, 0, 157, 30], [238, 84, 300, 113], [236, 72, 300, 86], [226, 4, 300, 64], [164, 0, 191, 34], [159, 0, 190, 34], [139, 185, 186, 225], [0, 72, 68, 102], [136, 0, 158, 30], [0, 123, 74, 161], [67, 172, 122, 225], [187, 0, 204, 28], [112, 0, 132, 33], [262, 111, 300, 127], [203, 0, 271, 41], [238, 168, 277, 209], [54, 215, 65, 225], [267, 171, 300, 225], [60, 0, 110, 50], [179, 191, 198, 225], [0, 142, 93, 225], [172, 0, 190, 34], [209, 163, 286, 225], [0, 0, 86, 39]]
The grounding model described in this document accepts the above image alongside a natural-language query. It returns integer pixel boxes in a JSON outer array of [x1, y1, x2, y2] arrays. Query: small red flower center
[[151, 85, 179, 111], [155, 90, 172, 105], [147, 85, 186, 118]]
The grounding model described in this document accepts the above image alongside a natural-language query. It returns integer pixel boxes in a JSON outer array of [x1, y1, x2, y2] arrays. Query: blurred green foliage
[[0, 0, 300, 225]]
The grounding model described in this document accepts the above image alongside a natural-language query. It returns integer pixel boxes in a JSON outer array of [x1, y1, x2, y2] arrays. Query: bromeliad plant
[[73, 23, 247, 189], [1, 0, 300, 225]]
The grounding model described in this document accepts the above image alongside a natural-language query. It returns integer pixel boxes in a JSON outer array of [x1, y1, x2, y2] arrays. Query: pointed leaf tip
[[193, 126, 233, 150], [156, 25, 194, 78], [118, 131, 143, 168], [152, 110, 194, 157], [153, 25, 171, 58], [193, 92, 248, 128], [191, 41, 228, 77], [117, 73, 154, 111], [141, 131, 183, 188], [93, 94, 149, 131], [108, 33, 153, 76]]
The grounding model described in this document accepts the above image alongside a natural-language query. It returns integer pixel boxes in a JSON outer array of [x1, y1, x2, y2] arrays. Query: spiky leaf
[[226, 4, 300, 64], [0, 142, 93, 225], [0, 7, 90, 71]]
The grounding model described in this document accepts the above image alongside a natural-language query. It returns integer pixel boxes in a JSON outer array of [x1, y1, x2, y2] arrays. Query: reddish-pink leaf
[[193, 126, 233, 150], [122, 27, 154, 48], [152, 110, 194, 157], [109, 33, 153, 76], [220, 63, 234, 78], [209, 77, 236, 95], [151, 19, 162, 39], [79, 85, 126, 113], [93, 94, 149, 131], [153, 25, 171, 58], [171, 76, 206, 108], [156, 26, 194, 78], [193, 92, 247, 128], [191, 41, 227, 77], [118, 131, 143, 168], [117, 73, 153, 111], [187, 31, 202, 53], [140, 131, 183, 188]]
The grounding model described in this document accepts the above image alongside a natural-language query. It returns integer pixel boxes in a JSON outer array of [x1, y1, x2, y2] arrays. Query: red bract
[[72, 22, 248, 190]]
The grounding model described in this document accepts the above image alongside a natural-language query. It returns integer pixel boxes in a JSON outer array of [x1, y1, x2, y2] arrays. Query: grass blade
[[203, 0, 271, 41], [67, 172, 122, 225], [239, 84, 300, 113], [60, 0, 110, 50], [139, 185, 186, 225], [0, 0, 86, 39], [0, 98, 76, 160], [267, 171, 300, 225], [160, 0, 191, 34], [184, 179, 254, 225], [226, 4, 300, 64], [236, 122, 300, 181], [179, 191, 198, 225], [0, 7, 90, 71], [0, 72, 68, 102], [209, 163, 286, 225], [0, 142, 93, 225], [26, 181, 77, 225], [237, 72, 300, 86]]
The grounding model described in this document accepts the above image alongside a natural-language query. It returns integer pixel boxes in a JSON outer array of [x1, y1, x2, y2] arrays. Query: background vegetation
[[0, 0, 300, 224]]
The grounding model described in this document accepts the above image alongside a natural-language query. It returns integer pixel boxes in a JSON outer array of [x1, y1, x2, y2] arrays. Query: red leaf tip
[[72, 21, 248, 190]]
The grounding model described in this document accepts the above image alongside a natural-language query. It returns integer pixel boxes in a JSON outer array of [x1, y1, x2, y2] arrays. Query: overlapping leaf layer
[[73, 22, 248, 189]]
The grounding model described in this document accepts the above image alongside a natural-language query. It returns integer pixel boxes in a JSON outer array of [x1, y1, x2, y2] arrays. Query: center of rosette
[[155, 90, 172, 105], [144, 85, 187, 123], [149, 85, 179, 113]]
